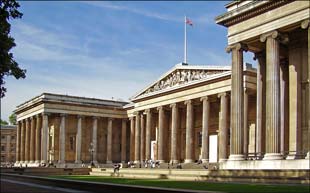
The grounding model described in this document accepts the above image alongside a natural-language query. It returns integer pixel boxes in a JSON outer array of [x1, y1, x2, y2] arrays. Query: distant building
[[1, 125, 17, 165]]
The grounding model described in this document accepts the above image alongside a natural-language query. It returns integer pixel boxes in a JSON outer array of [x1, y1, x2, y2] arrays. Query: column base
[[201, 159, 209, 164], [170, 160, 180, 164], [229, 154, 245, 161], [306, 152, 310, 160], [75, 160, 82, 164], [286, 153, 304, 160], [219, 158, 227, 163], [58, 160, 65, 164], [35, 160, 41, 164], [263, 153, 283, 160], [106, 160, 113, 164], [158, 160, 165, 164], [184, 159, 194, 163], [29, 160, 35, 164]]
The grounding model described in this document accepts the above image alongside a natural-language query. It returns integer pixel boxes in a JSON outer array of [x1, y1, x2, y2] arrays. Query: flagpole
[[184, 15, 187, 64]]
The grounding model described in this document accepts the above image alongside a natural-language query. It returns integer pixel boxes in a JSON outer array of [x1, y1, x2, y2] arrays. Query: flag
[[186, 18, 193, 26]]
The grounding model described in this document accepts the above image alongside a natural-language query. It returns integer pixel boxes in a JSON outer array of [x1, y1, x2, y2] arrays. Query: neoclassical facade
[[14, 0, 309, 169], [1, 125, 17, 164]]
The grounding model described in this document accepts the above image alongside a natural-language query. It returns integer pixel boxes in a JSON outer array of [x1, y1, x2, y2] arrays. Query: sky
[[1, 1, 256, 122]]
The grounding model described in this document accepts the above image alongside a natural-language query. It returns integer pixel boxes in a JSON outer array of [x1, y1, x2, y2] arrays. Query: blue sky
[[2, 1, 255, 122]]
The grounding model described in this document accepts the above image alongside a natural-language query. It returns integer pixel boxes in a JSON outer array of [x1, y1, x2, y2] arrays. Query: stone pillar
[[218, 92, 229, 162], [75, 115, 82, 164], [243, 89, 249, 159], [35, 114, 41, 163], [184, 100, 194, 163], [170, 103, 179, 164], [145, 109, 152, 160], [121, 119, 127, 163], [25, 118, 30, 163], [134, 113, 141, 164], [20, 120, 25, 163], [107, 118, 113, 164], [92, 117, 98, 164], [301, 19, 310, 159], [200, 97, 210, 163], [129, 117, 135, 161], [157, 106, 165, 163], [29, 117, 36, 163], [41, 113, 49, 164], [260, 30, 282, 160], [226, 43, 246, 161], [140, 113, 145, 161], [16, 121, 21, 164], [254, 52, 266, 159], [59, 114, 66, 164]]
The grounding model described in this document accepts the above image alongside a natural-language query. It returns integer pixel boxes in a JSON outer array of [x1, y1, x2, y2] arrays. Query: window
[[198, 132, 202, 148], [1, 146, 5, 152], [1, 156, 5, 162], [69, 136, 75, 151], [1, 135, 5, 140], [11, 136, 15, 140]]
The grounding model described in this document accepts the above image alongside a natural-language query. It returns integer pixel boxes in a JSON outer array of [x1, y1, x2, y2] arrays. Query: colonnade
[[15, 113, 128, 165]]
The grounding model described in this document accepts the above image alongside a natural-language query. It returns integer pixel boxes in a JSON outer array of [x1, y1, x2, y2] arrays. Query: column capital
[[35, 114, 41, 118], [226, 42, 247, 53], [260, 30, 289, 44], [169, 103, 178, 108], [133, 111, 140, 116], [200, 96, 209, 102], [30, 116, 35, 120], [144, 109, 151, 114], [129, 116, 135, 121], [108, 117, 114, 121], [184, 99, 192, 105], [60, 113, 67, 117], [218, 92, 228, 98], [42, 112, 50, 116], [25, 118, 29, 123], [301, 19, 309, 29], [157, 106, 164, 111], [92, 116, 99, 120], [77, 115, 84, 119]]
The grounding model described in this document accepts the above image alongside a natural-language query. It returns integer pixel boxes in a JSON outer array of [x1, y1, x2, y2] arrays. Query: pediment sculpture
[[142, 69, 226, 95]]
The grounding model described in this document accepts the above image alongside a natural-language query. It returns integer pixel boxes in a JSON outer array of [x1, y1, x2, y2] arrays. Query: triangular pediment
[[131, 63, 231, 100]]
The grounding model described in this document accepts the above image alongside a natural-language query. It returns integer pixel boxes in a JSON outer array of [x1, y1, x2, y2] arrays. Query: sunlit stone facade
[[14, 0, 309, 169]]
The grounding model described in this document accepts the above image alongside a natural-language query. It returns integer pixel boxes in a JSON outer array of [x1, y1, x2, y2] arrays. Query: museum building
[[14, 0, 309, 169]]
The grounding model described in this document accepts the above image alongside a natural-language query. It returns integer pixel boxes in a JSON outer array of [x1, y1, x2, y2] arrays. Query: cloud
[[81, 1, 181, 22]]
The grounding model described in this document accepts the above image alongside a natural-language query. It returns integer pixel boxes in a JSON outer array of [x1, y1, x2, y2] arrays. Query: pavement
[[1, 175, 90, 193]]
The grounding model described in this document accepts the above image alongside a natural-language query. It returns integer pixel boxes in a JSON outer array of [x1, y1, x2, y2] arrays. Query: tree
[[0, 119, 8, 125], [9, 113, 16, 125], [0, 0, 25, 98]]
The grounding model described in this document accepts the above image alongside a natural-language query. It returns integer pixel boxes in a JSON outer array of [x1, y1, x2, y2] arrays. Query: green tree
[[0, 0, 25, 98], [0, 119, 8, 125], [9, 113, 16, 125]]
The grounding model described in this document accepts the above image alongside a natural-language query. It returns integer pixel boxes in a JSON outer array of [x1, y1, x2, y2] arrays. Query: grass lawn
[[49, 175, 310, 193]]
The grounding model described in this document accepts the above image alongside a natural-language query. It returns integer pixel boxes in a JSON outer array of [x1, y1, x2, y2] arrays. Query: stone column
[[29, 117, 36, 163], [59, 114, 66, 164], [200, 97, 210, 163], [92, 117, 98, 164], [20, 120, 25, 163], [226, 43, 246, 161], [129, 117, 135, 161], [280, 59, 289, 156], [157, 106, 165, 163], [16, 121, 21, 164], [254, 52, 266, 159], [25, 118, 30, 163], [301, 19, 310, 159], [140, 113, 145, 161], [145, 109, 152, 160], [75, 115, 82, 164], [243, 89, 249, 159], [184, 100, 194, 163], [41, 113, 49, 164], [35, 114, 41, 163], [218, 93, 229, 162], [260, 30, 282, 160], [121, 119, 127, 163], [134, 113, 141, 164], [106, 118, 113, 164], [170, 103, 179, 164]]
